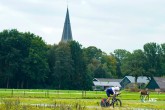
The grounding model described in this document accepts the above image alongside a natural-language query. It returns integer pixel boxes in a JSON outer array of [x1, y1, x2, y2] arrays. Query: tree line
[[0, 29, 165, 90]]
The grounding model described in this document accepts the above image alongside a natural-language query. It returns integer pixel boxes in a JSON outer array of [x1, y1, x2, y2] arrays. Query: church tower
[[61, 8, 73, 42]]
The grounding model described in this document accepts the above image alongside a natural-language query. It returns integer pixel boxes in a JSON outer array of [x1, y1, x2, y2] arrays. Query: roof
[[154, 77, 165, 89], [123, 76, 150, 83], [61, 8, 73, 42], [93, 81, 121, 87], [93, 78, 122, 82]]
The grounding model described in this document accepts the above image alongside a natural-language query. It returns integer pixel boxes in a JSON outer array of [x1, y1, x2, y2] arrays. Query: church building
[[61, 8, 73, 42]]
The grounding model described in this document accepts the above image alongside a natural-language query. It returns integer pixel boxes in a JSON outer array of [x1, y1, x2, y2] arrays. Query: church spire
[[61, 7, 73, 42]]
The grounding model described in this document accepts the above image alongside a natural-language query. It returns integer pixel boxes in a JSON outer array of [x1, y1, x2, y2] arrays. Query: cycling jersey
[[106, 87, 116, 97]]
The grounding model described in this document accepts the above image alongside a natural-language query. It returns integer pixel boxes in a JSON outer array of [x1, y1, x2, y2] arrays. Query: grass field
[[0, 89, 164, 110]]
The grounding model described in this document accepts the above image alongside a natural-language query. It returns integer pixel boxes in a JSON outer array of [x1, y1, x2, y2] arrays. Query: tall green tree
[[83, 46, 103, 80], [160, 43, 165, 76], [122, 49, 146, 82], [0, 29, 49, 88], [25, 33, 49, 88], [53, 42, 73, 89], [0, 29, 30, 88], [69, 41, 92, 90], [143, 42, 161, 77], [112, 49, 130, 78], [83, 46, 103, 64], [46, 44, 58, 88], [101, 55, 117, 78]]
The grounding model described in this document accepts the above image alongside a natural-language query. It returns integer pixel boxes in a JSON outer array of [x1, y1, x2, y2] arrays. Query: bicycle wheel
[[100, 99, 106, 107], [112, 99, 122, 108], [100, 99, 110, 107]]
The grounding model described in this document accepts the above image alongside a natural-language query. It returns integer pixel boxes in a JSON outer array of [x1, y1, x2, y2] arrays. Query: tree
[[0, 29, 26, 88], [143, 42, 161, 77], [101, 55, 117, 78], [160, 43, 165, 76], [26, 33, 49, 88], [53, 42, 73, 89], [83, 46, 103, 80], [83, 46, 103, 64], [93, 66, 106, 78], [122, 49, 146, 83], [46, 44, 58, 88], [112, 49, 131, 78], [69, 41, 92, 90], [0, 29, 49, 88]]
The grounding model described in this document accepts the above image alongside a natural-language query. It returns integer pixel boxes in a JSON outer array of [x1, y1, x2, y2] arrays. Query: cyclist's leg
[[106, 90, 111, 103], [106, 96, 111, 103], [107, 89, 114, 103]]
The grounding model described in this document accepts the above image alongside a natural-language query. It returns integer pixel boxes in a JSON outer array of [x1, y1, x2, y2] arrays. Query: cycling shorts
[[106, 88, 114, 97]]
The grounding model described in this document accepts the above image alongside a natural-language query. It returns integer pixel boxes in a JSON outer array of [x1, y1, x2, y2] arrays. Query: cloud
[[0, 0, 165, 53]]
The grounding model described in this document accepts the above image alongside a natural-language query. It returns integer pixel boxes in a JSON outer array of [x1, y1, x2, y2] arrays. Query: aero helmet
[[115, 86, 120, 91]]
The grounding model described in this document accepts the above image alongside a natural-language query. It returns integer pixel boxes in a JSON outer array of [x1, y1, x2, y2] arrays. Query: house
[[146, 77, 165, 91], [120, 76, 150, 89], [93, 78, 122, 91]]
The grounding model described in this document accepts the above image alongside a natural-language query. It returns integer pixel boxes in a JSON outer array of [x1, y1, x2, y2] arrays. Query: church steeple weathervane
[[61, 4, 73, 42]]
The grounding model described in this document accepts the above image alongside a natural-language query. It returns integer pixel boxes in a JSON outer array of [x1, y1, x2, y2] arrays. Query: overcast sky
[[1, 0, 165, 54]]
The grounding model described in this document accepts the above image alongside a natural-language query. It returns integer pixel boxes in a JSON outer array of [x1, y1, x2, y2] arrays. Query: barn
[[92, 78, 122, 91], [146, 77, 165, 92], [120, 76, 150, 89]]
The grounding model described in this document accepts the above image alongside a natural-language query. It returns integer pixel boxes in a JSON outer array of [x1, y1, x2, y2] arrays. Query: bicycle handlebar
[[114, 92, 121, 97]]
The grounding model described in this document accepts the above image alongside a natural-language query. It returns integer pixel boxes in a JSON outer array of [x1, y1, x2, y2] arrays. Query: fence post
[[47, 90, 49, 97], [24, 90, 25, 97], [82, 90, 84, 98], [11, 89, 14, 97], [58, 90, 59, 98]]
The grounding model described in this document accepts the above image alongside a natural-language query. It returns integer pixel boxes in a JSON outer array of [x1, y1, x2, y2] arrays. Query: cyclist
[[106, 86, 120, 104]]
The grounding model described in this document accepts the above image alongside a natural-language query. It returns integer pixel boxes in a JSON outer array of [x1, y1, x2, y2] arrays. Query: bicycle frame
[[100, 93, 122, 108], [110, 93, 119, 104]]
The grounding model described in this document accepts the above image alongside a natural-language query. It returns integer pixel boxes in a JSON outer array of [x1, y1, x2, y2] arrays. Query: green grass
[[0, 89, 164, 110]]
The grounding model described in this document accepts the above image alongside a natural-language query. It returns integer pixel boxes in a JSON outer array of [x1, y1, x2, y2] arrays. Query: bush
[[126, 83, 140, 92]]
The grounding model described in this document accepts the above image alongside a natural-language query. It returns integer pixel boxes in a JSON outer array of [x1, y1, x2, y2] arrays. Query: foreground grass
[[0, 89, 164, 110], [0, 98, 165, 110], [0, 89, 164, 100]]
